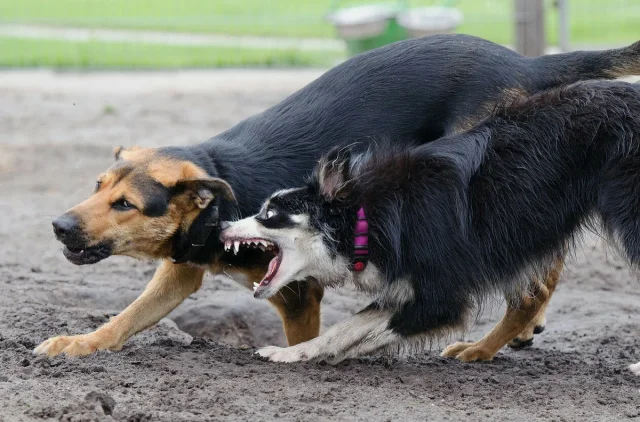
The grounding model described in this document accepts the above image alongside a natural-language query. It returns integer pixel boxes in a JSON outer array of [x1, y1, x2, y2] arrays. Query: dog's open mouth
[[63, 243, 112, 265], [223, 238, 282, 290]]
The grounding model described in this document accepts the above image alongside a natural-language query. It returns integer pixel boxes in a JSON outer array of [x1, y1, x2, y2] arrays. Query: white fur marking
[[380, 278, 415, 308], [290, 214, 308, 225], [273, 187, 305, 198]]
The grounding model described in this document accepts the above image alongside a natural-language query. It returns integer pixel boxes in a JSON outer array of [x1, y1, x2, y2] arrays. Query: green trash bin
[[326, 2, 409, 56]]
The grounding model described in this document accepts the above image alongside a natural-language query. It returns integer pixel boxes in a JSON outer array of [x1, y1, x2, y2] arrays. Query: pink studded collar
[[352, 207, 369, 272]]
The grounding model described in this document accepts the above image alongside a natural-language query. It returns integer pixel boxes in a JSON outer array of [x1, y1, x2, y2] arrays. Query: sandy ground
[[1, 70, 640, 421]]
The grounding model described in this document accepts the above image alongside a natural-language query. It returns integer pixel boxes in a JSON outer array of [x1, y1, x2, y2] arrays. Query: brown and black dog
[[34, 35, 640, 359]]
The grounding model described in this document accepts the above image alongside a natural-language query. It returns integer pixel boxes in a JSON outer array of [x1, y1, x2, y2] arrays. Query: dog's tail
[[534, 40, 640, 87]]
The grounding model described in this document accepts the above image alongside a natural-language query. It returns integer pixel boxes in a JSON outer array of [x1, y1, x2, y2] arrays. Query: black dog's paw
[[508, 337, 534, 349], [533, 325, 545, 335]]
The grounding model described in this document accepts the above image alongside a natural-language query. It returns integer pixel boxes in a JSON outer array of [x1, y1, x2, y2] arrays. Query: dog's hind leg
[[441, 258, 562, 362], [509, 257, 564, 349], [268, 280, 324, 346], [34, 260, 204, 357]]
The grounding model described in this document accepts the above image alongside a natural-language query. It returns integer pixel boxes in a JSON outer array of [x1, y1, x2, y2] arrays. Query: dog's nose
[[52, 214, 79, 239]]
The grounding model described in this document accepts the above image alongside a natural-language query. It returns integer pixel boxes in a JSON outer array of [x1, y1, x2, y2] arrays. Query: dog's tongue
[[253, 261, 275, 298], [262, 256, 279, 285]]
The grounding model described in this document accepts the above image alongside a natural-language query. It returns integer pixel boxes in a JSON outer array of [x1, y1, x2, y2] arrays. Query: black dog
[[39, 35, 640, 358], [222, 80, 640, 367]]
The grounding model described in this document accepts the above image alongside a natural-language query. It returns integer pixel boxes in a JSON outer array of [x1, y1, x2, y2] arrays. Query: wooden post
[[514, 0, 546, 56]]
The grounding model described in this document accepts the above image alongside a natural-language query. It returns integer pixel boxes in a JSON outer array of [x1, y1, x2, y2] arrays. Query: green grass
[[0, 0, 638, 69], [0, 36, 344, 69], [1, 0, 639, 44]]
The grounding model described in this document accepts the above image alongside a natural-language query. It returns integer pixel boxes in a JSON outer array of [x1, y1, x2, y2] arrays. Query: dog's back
[[212, 35, 640, 217]]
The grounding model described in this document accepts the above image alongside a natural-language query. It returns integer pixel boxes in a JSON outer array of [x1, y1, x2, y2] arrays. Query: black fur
[[161, 34, 640, 264], [281, 80, 640, 338], [133, 176, 171, 218]]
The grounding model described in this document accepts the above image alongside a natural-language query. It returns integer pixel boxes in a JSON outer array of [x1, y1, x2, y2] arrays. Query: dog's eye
[[112, 198, 136, 211], [266, 209, 275, 219]]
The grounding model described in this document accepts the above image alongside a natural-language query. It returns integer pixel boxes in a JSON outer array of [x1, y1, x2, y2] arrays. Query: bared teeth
[[253, 282, 259, 291], [224, 239, 276, 254]]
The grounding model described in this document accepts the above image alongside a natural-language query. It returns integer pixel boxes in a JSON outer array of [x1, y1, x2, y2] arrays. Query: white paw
[[256, 344, 316, 363], [629, 362, 640, 376]]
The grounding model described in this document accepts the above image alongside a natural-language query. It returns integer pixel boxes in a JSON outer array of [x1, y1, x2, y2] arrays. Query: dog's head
[[52, 146, 235, 265], [221, 147, 358, 298]]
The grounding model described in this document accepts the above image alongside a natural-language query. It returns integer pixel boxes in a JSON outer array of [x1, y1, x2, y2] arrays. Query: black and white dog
[[222, 80, 640, 370]]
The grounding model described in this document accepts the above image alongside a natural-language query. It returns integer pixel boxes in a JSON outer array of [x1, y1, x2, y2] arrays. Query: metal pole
[[558, 0, 570, 52]]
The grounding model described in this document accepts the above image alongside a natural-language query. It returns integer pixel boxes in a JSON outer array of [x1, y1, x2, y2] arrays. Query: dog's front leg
[[257, 306, 397, 363], [222, 265, 324, 346], [34, 260, 204, 357], [267, 280, 324, 346]]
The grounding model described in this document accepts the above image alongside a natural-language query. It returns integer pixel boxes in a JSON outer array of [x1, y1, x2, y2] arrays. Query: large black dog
[[223, 80, 640, 368], [38, 35, 640, 358]]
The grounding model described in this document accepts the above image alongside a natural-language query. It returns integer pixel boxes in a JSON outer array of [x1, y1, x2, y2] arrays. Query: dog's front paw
[[256, 344, 316, 363], [34, 330, 121, 358], [441, 341, 496, 362], [629, 362, 640, 376]]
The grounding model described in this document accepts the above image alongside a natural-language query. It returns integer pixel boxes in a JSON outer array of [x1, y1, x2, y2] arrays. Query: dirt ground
[[1, 70, 640, 422]]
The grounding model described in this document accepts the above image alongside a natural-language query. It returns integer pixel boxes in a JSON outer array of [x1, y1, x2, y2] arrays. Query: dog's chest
[[352, 264, 384, 295]]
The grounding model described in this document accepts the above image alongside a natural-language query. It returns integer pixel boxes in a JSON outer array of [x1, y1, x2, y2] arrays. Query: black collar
[[170, 204, 220, 265]]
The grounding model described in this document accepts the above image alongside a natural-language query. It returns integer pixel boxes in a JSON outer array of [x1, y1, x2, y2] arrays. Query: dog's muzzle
[[53, 213, 112, 265]]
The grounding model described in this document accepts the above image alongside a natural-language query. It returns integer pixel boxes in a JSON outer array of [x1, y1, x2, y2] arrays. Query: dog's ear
[[175, 178, 237, 209], [114, 145, 145, 161], [113, 146, 124, 161], [317, 147, 353, 202]]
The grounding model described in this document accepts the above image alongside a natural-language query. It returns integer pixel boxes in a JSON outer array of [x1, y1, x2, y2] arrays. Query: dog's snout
[[52, 214, 80, 239]]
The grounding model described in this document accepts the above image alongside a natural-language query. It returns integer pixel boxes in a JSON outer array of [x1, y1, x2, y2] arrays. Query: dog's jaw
[[62, 242, 112, 265], [220, 218, 284, 297]]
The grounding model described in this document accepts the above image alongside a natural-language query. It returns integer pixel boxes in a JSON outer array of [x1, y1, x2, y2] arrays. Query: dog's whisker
[[277, 290, 290, 307], [65, 183, 95, 204]]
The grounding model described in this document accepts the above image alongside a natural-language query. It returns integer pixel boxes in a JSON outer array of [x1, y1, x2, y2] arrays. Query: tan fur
[[35, 146, 322, 357], [213, 263, 323, 345], [509, 259, 562, 347], [450, 87, 529, 134], [269, 281, 324, 345], [441, 258, 563, 362]]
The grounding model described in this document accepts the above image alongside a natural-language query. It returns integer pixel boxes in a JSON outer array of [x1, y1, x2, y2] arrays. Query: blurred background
[[0, 0, 638, 70]]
